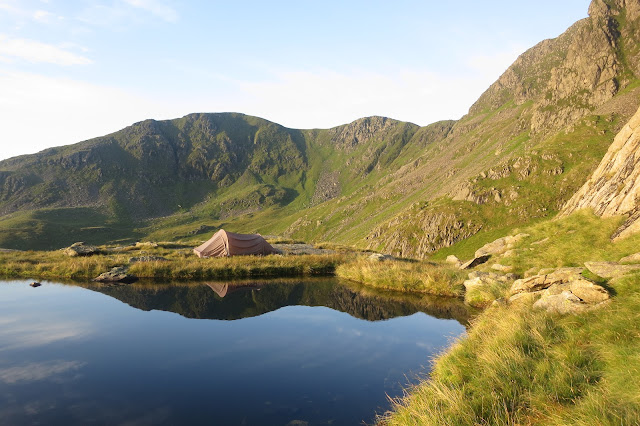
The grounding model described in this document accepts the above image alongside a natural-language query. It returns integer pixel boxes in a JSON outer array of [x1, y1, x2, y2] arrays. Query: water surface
[[0, 279, 467, 425]]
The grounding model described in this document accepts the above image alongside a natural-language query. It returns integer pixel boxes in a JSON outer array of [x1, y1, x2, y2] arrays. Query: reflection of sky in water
[[0, 280, 465, 425]]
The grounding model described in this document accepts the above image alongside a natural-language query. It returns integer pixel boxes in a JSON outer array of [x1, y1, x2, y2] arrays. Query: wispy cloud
[[123, 0, 178, 22], [0, 315, 91, 351], [0, 35, 92, 65], [0, 360, 85, 384]]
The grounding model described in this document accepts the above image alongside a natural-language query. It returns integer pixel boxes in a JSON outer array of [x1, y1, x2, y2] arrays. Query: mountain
[[1, 0, 639, 254]]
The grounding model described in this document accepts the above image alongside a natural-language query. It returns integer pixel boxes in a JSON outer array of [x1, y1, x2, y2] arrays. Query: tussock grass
[[383, 272, 640, 424], [336, 259, 465, 297]]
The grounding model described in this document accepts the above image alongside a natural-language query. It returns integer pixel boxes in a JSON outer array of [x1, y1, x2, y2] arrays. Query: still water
[[0, 278, 468, 425]]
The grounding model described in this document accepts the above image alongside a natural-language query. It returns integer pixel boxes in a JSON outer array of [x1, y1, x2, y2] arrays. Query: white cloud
[[123, 0, 178, 22], [0, 35, 92, 65], [32, 9, 52, 22], [0, 360, 85, 384]]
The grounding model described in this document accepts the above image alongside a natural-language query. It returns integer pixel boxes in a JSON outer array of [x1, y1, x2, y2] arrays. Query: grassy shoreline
[[0, 249, 349, 281]]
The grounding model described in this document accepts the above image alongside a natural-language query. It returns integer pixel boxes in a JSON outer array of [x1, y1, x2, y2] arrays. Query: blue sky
[[0, 0, 591, 160]]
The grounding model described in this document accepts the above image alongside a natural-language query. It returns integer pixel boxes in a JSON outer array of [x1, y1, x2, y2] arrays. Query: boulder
[[619, 253, 640, 264], [63, 242, 99, 257], [446, 255, 462, 267], [584, 261, 640, 279], [368, 253, 394, 262], [459, 255, 491, 270], [569, 279, 610, 303], [533, 290, 588, 314], [93, 266, 138, 284], [474, 233, 529, 258], [129, 256, 169, 263]]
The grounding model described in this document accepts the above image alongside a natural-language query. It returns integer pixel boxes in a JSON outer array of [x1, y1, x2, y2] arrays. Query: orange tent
[[193, 229, 278, 258]]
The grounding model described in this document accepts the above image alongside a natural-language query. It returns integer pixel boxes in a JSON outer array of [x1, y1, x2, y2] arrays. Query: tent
[[193, 229, 278, 258]]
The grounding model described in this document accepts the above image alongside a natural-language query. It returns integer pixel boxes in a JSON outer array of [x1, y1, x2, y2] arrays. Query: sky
[[0, 0, 592, 161]]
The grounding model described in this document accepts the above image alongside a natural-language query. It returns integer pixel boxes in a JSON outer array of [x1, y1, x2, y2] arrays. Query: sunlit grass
[[336, 258, 465, 297], [382, 271, 640, 424]]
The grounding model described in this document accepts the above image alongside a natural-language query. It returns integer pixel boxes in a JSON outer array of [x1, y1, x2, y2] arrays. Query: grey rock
[[93, 266, 137, 283], [368, 253, 394, 262], [63, 242, 99, 257], [569, 279, 610, 303], [446, 255, 462, 266], [533, 290, 588, 314], [129, 256, 169, 263]]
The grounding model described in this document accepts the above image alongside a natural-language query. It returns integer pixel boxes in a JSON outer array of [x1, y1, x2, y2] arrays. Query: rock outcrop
[[508, 268, 610, 314], [561, 105, 640, 239]]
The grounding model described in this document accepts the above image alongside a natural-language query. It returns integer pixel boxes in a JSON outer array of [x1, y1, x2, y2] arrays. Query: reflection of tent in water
[[193, 229, 278, 258], [205, 282, 261, 298]]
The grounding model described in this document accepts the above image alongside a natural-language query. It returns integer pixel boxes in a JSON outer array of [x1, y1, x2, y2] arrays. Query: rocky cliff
[[561, 104, 640, 239]]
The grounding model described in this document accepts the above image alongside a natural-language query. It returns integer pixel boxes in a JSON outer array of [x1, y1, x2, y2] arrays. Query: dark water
[[0, 278, 468, 425]]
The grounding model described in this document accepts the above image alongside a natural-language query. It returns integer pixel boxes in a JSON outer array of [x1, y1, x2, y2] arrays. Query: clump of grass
[[336, 258, 465, 297], [381, 272, 640, 424]]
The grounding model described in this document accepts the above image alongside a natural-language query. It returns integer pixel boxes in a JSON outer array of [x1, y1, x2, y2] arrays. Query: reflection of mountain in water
[[85, 278, 473, 325]]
